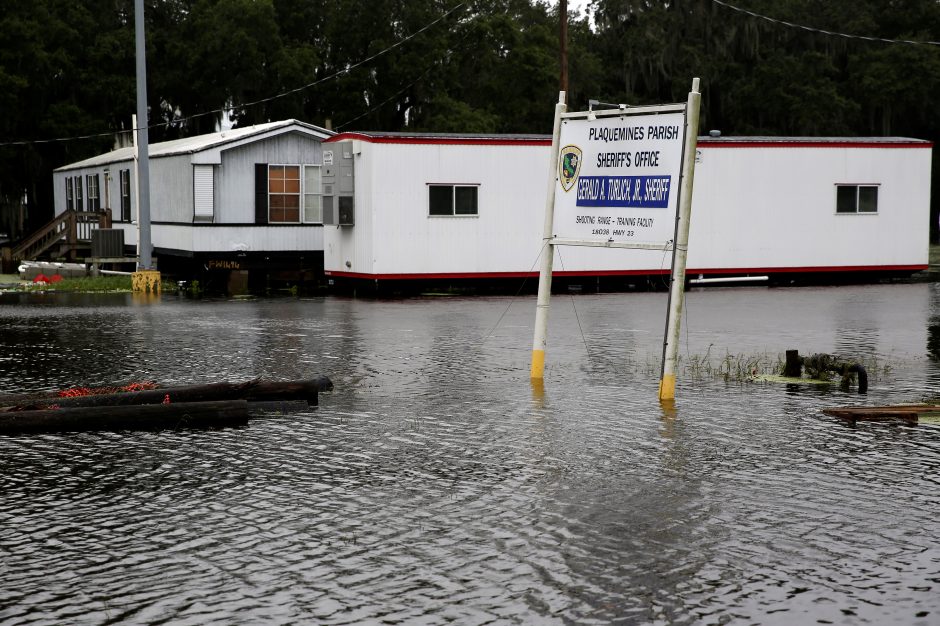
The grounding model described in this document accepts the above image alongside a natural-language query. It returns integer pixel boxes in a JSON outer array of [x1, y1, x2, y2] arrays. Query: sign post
[[530, 91, 568, 380], [659, 78, 701, 400], [531, 78, 701, 398]]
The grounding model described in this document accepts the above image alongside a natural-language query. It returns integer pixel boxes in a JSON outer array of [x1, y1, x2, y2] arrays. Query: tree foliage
[[1, 0, 939, 237]]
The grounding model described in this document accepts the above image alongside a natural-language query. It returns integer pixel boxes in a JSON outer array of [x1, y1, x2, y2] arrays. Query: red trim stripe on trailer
[[325, 132, 551, 146], [325, 264, 927, 280]]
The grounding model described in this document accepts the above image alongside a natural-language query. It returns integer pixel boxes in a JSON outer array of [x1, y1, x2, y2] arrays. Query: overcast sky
[[557, 0, 594, 27], [562, 0, 591, 18]]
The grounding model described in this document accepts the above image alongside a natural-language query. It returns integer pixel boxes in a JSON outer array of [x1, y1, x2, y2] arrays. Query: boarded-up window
[[193, 165, 214, 221], [269, 165, 300, 223]]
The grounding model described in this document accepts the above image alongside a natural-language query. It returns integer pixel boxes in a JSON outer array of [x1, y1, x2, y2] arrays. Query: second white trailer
[[322, 132, 932, 288]]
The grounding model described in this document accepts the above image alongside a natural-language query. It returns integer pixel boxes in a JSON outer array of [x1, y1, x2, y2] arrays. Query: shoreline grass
[[2, 275, 175, 293], [676, 348, 893, 385]]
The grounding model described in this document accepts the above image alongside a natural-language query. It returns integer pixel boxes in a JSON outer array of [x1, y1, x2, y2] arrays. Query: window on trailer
[[836, 185, 878, 214], [304, 165, 322, 223], [66, 177, 74, 211], [74, 176, 83, 211], [428, 184, 479, 216], [86, 174, 100, 211], [103, 169, 109, 212], [120, 169, 131, 222], [269, 165, 301, 223]]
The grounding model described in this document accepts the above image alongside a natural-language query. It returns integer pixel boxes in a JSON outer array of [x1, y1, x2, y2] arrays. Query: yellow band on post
[[530, 349, 546, 379], [132, 270, 161, 293], [658, 374, 676, 400]]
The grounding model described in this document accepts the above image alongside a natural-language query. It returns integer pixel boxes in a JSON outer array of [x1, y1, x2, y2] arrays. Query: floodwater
[[0, 283, 938, 625]]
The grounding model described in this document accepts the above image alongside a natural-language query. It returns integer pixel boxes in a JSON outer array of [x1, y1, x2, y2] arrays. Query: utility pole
[[134, 0, 151, 269], [132, 0, 160, 292]]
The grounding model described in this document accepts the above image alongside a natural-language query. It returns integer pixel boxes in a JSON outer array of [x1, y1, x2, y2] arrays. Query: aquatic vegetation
[[26, 275, 133, 292], [674, 349, 894, 385], [679, 350, 782, 382], [13, 275, 177, 293]]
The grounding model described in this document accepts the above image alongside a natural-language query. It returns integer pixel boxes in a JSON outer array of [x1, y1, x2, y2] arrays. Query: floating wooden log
[[240, 377, 333, 404], [0, 377, 333, 412], [0, 382, 160, 406], [0, 400, 250, 435], [822, 404, 940, 424], [247, 400, 314, 415]]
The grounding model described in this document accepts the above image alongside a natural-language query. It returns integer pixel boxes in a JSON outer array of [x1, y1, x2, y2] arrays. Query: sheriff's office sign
[[554, 110, 685, 245]]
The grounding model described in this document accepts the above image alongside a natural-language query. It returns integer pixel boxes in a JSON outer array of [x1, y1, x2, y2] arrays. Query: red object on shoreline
[[57, 381, 158, 398]]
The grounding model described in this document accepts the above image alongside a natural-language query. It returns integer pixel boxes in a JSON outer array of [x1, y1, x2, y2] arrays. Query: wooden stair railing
[[9, 210, 110, 262]]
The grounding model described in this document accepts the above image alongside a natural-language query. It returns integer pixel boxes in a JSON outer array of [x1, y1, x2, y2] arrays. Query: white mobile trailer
[[53, 119, 333, 272], [322, 133, 932, 285]]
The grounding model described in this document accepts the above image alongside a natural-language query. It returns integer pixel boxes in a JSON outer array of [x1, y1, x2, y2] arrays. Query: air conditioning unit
[[91, 228, 125, 258]]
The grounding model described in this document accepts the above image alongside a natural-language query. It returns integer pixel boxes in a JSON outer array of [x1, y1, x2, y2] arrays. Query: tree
[[0, 0, 134, 235], [3, 0, 940, 241]]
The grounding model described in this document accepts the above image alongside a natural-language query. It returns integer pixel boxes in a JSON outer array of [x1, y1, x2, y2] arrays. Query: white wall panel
[[325, 142, 372, 275], [370, 142, 548, 275], [687, 145, 931, 270], [217, 133, 324, 224], [324, 139, 932, 277], [150, 155, 193, 223], [152, 224, 323, 253]]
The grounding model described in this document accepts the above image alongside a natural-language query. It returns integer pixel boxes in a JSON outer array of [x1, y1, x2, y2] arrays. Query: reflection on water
[[927, 283, 940, 371], [0, 284, 939, 624]]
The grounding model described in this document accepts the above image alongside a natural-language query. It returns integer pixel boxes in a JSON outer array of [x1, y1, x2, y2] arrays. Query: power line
[[0, 128, 125, 148], [334, 22, 479, 131], [0, 2, 467, 148], [216, 2, 465, 130], [711, 0, 940, 46], [335, 64, 438, 132]]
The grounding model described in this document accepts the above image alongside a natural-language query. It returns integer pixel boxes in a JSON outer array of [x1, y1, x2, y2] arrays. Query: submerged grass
[[679, 348, 782, 382], [673, 347, 894, 386], [38, 276, 134, 292], [9, 275, 176, 293]]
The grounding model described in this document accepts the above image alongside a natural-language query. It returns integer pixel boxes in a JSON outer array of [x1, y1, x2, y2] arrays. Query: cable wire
[[554, 246, 593, 363], [220, 1, 465, 128], [480, 239, 548, 345], [0, 2, 467, 147], [712, 0, 940, 46], [335, 66, 434, 132], [658, 239, 674, 289]]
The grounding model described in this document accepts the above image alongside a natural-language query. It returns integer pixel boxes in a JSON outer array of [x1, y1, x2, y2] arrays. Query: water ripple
[[1, 286, 939, 623]]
